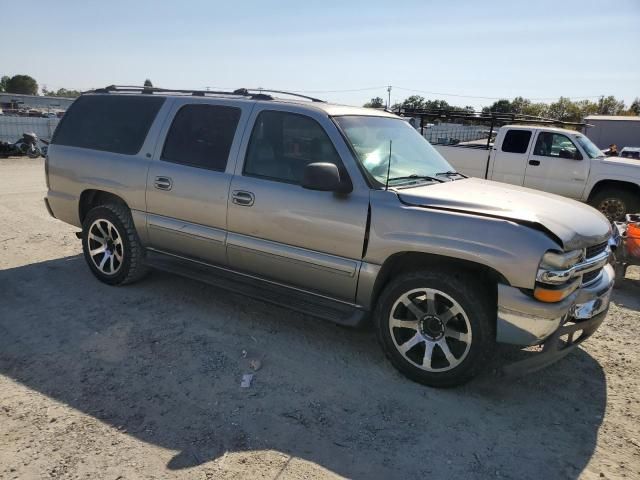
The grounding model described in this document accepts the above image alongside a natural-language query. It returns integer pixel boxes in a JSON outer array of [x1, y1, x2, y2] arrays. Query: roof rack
[[83, 85, 325, 103], [396, 107, 588, 128]]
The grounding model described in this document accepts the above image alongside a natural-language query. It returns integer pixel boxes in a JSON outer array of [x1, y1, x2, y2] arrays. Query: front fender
[[365, 190, 559, 290]]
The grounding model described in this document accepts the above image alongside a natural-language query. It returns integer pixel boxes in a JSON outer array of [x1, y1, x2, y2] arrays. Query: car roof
[[82, 91, 399, 119], [502, 124, 584, 134]]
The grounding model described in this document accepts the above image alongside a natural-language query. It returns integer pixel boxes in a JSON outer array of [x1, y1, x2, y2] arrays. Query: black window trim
[[241, 109, 352, 188], [501, 128, 533, 155], [159, 103, 242, 173]]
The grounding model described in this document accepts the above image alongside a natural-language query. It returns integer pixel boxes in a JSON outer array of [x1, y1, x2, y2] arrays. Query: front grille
[[582, 270, 600, 284], [586, 241, 607, 259], [582, 240, 609, 286]]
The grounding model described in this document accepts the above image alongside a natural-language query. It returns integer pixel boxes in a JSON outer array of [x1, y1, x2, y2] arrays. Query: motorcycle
[[0, 132, 47, 158]]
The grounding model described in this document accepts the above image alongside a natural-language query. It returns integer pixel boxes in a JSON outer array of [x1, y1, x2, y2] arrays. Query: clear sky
[[1, 0, 638, 109]]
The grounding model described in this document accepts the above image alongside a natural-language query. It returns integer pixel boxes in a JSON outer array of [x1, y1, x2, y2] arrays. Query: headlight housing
[[535, 249, 583, 302], [539, 250, 583, 270]]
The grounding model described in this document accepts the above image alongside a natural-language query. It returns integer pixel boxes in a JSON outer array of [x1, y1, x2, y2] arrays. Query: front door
[[226, 106, 369, 302], [145, 99, 250, 264], [523, 131, 589, 199]]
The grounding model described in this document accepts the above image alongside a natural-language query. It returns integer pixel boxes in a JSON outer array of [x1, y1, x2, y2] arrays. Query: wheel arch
[[79, 189, 130, 225], [368, 251, 505, 312], [587, 179, 640, 202]]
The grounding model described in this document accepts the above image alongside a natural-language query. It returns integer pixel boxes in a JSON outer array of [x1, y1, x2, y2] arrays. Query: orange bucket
[[628, 222, 640, 258]]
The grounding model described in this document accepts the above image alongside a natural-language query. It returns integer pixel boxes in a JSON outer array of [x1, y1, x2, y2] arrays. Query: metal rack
[[83, 85, 326, 103], [396, 107, 589, 150]]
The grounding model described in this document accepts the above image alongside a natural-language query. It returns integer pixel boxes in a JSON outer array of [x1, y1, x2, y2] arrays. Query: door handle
[[154, 176, 173, 191], [232, 190, 255, 206], [528, 160, 541, 166]]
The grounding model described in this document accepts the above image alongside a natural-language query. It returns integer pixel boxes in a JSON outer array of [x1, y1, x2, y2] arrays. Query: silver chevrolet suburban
[[44, 86, 614, 387]]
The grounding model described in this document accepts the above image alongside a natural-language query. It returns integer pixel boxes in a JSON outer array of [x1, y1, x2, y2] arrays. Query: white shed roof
[[584, 115, 640, 121]]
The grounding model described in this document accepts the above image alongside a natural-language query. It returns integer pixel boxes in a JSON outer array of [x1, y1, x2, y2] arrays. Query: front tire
[[82, 203, 148, 285], [374, 270, 495, 387], [590, 189, 640, 222]]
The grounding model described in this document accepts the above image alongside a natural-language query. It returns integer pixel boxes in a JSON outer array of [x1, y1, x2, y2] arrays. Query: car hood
[[396, 178, 611, 250], [601, 156, 640, 169]]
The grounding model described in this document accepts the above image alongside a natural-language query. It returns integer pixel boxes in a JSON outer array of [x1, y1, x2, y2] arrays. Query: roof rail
[[396, 107, 587, 128], [83, 85, 325, 103]]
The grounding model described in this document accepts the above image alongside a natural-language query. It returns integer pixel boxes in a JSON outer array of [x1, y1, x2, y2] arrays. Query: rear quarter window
[[52, 95, 165, 155], [501, 129, 532, 154]]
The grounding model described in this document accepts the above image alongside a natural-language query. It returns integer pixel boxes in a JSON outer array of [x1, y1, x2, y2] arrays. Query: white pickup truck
[[434, 125, 640, 220]]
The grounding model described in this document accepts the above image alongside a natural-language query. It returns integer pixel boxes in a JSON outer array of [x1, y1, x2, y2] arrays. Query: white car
[[435, 125, 640, 220]]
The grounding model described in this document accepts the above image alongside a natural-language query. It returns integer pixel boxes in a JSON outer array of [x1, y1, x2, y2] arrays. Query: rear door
[[488, 128, 534, 185], [523, 130, 589, 199], [226, 105, 370, 302], [145, 98, 251, 264]]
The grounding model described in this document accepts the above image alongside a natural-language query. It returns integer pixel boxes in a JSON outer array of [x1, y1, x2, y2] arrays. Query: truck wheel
[[81, 203, 148, 285], [374, 270, 494, 387], [590, 189, 639, 222]]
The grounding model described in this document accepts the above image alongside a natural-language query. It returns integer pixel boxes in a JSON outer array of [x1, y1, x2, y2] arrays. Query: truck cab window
[[502, 130, 532, 154], [533, 132, 582, 160]]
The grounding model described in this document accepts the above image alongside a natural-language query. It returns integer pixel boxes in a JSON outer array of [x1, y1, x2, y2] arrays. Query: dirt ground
[[1, 157, 639, 480]]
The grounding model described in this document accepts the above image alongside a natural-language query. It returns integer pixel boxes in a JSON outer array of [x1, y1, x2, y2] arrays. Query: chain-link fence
[[0, 115, 60, 143], [0, 93, 73, 144], [420, 122, 494, 146]]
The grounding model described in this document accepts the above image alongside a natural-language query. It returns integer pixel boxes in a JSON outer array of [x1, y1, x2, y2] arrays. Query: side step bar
[[145, 250, 369, 328]]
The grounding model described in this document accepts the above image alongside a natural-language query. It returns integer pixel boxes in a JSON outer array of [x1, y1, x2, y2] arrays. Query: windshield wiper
[[435, 170, 467, 179], [387, 174, 445, 184]]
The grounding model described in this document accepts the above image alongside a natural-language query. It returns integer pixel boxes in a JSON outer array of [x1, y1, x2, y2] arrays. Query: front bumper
[[496, 263, 614, 375]]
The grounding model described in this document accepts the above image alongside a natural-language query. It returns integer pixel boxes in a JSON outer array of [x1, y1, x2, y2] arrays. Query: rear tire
[[590, 189, 640, 222], [374, 269, 495, 387], [81, 203, 148, 285]]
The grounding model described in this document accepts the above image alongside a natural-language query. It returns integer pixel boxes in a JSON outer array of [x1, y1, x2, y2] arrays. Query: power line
[[393, 86, 604, 101]]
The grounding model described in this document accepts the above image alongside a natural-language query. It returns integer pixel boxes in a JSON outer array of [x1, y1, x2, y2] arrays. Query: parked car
[[620, 147, 640, 160], [434, 125, 640, 221], [44, 86, 613, 387]]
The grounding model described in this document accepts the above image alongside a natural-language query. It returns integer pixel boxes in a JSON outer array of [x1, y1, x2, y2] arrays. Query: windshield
[[575, 135, 604, 159], [334, 116, 455, 186]]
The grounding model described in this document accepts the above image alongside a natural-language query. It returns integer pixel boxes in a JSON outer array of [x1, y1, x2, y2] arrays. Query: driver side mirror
[[559, 148, 582, 160], [301, 162, 352, 193]]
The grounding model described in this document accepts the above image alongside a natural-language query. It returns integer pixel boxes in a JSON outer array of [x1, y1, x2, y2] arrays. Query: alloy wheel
[[388, 288, 472, 372], [87, 219, 124, 275], [598, 198, 626, 221]]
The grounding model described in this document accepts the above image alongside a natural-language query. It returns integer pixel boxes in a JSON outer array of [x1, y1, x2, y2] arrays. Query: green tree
[[42, 87, 81, 98], [5, 74, 38, 95], [547, 97, 575, 121], [363, 96, 384, 108], [484, 99, 513, 114], [597, 95, 625, 115], [0, 75, 9, 92], [401, 95, 426, 110], [423, 99, 451, 110], [144, 79, 153, 87], [521, 102, 549, 118], [510, 96, 531, 114], [629, 98, 640, 116]]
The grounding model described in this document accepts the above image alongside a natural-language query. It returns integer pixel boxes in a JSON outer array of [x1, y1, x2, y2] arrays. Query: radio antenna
[[385, 140, 392, 191]]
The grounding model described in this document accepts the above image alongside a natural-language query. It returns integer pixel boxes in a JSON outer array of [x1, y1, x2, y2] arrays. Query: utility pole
[[387, 85, 392, 109]]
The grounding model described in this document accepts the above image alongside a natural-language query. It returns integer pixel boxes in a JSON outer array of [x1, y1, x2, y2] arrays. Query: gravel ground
[[1, 157, 639, 480]]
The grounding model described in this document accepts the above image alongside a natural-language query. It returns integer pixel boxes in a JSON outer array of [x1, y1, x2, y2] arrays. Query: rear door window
[[501, 129, 532, 154], [161, 104, 241, 171], [52, 95, 165, 155]]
